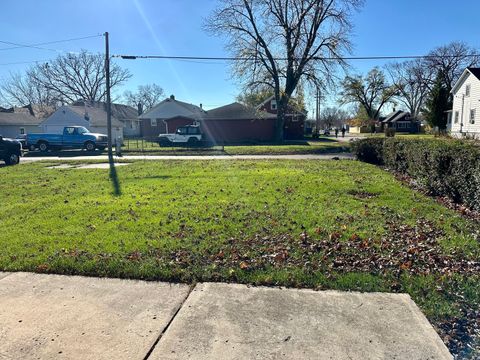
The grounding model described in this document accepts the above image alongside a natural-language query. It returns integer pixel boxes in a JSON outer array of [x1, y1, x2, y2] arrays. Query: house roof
[[65, 106, 124, 127], [0, 112, 42, 126], [72, 101, 138, 122], [383, 110, 411, 123], [139, 97, 205, 120], [467, 67, 480, 81], [204, 102, 276, 120], [451, 67, 480, 94]]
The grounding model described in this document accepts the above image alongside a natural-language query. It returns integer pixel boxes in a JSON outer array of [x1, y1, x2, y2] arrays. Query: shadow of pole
[[108, 153, 122, 196]]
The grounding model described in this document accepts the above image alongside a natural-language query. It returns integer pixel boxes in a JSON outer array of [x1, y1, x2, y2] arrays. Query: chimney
[[393, 106, 396, 112], [170, 94, 175, 100], [200, 103, 203, 109], [137, 102, 143, 116]]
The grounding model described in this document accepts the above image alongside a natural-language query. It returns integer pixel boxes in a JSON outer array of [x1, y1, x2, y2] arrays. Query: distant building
[[72, 101, 140, 137], [139, 95, 206, 138], [256, 96, 306, 140], [0, 111, 42, 138], [449, 67, 480, 138], [381, 110, 420, 133]]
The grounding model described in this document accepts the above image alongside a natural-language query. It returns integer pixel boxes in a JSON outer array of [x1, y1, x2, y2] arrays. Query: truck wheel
[[38, 141, 49, 152], [85, 141, 96, 152], [187, 137, 199, 147], [4, 153, 20, 166], [98, 146, 106, 151]]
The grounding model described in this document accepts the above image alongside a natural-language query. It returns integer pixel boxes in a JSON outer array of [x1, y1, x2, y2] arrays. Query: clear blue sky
[[1, 0, 479, 115]]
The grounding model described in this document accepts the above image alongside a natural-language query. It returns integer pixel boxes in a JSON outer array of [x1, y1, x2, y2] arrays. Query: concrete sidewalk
[[0, 273, 451, 360], [20, 153, 354, 163]]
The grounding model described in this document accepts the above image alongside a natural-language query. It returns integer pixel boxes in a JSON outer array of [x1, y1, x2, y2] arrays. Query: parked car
[[26, 126, 108, 152], [322, 129, 331, 136], [158, 125, 203, 146], [0, 135, 22, 165]]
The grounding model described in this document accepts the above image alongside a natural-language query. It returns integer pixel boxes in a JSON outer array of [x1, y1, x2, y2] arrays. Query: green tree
[[340, 68, 397, 120], [424, 72, 449, 130]]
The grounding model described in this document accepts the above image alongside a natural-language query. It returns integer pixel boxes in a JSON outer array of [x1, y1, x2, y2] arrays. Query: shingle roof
[[204, 102, 276, 120], [467, 67, 480, 81], [72, 101, 138, 121], [382, 110, 411, 123], [0, 112, 43, 126], [67, 106, 124, 127], [139, 97, 205, 120]]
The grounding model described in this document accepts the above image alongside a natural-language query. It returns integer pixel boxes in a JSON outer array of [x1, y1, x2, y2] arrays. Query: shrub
[[385, 128, 396, 137], [352, 138, 480, 211]]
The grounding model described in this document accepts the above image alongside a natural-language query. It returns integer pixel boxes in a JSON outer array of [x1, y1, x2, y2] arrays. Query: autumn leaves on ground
[[0, 160, 478, 356]]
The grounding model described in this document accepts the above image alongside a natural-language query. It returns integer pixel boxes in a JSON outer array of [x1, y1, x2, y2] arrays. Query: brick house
[[139, 95, 206, 138], [256, 96, 306, 140], [138, 95, 306, 143], [202, 102, 276, 143]]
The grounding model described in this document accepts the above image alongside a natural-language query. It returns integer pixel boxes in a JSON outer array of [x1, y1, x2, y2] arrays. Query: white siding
[[0, 125, 41, 138], [40, 106, 90, 133], [451, 72, 480, 137]]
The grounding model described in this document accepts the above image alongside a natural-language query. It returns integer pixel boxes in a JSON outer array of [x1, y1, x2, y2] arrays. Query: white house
[[41, 104, 124, 141], [449, 67, 480, 138], [0, 111, 42, 138]]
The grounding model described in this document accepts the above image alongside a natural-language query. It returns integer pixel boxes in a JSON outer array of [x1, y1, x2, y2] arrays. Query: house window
[[19, 127, 25, 135], [465, 84, 471, 97], [270, 100, 277, 110], [454, 111, 459, 124], [470, 109, 476, 124], [151, 119, 157, 127]]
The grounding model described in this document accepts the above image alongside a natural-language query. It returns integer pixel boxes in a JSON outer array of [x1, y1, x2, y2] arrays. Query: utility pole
[[104, 32, 113, 159]]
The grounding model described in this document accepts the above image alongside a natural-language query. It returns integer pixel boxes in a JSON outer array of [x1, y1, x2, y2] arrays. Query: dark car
[[0, 135, 22, 165]]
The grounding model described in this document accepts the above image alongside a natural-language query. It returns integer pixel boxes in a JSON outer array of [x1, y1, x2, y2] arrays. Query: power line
[[0, 34, 103, 52], [0, 59, 50, 66], [113, 53, 480, 62]]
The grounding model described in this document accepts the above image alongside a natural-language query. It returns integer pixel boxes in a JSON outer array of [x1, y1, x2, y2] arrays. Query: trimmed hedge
[[352, 138, 480, 211]]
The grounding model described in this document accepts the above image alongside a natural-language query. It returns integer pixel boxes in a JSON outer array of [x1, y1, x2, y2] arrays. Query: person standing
[[335, 128, 339, 138], [341, 126, 346, 138]]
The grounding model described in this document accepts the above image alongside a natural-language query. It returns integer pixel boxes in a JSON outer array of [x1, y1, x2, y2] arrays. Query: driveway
[[0, 272, 451, 360]]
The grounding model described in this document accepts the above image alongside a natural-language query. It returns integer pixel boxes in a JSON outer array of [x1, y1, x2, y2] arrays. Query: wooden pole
[[105, 32, 113, 159]]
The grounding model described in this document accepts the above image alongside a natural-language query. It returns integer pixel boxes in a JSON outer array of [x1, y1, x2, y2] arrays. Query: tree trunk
[[275, 99, 287, 142]]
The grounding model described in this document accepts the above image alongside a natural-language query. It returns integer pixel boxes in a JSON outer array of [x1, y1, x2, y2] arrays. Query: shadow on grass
[[108, 154, 122, 197]]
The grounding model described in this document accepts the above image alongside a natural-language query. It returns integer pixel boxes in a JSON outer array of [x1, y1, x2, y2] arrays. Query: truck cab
[[0, 135, 22, 165], [158, 125, 203, 146]]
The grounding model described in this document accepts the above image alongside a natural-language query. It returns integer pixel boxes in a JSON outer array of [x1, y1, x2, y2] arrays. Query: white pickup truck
[[158, 125, 203, 146]]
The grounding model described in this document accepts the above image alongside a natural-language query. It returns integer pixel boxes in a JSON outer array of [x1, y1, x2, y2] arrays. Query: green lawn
[[0, 160, 478, 356], [121, 138, 349, 155]]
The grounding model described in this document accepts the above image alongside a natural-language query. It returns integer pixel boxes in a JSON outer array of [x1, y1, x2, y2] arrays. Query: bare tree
[[320, 107, 349, 129], [340, 67, 396, 120], [27, 50, 131, 104], [0, 72, 56, 110], [425, 41, 480, 93], [123, 84, 165, 111], [386, 59, 434, 120], [206, 0, 363, 141]]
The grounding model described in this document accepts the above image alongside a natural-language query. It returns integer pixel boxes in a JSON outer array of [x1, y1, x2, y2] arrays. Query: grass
[[0, 159, 478, 356], [121, 138, 349, 155]]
